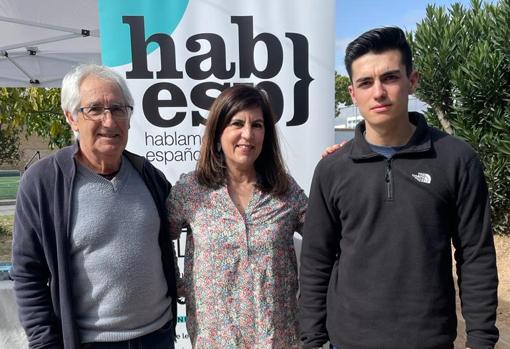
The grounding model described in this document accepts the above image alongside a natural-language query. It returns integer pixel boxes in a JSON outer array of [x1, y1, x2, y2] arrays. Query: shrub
[[408, 0, 510, 234]]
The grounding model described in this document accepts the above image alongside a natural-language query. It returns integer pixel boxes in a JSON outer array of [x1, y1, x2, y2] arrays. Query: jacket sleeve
[[167, 175, 193, 291], [298, 160, 341, 348], [11, 176, 63, 349], [166, 174, 190, 240], [452, 155, 499, 349], [287, 175, 308, 235]]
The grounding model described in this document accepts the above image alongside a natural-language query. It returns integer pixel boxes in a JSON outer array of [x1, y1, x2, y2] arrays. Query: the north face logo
[[412, 172, 431, 184]]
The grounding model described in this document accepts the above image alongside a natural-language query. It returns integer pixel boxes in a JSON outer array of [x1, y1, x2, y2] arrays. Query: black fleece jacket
[[299, 113, 498, 349]]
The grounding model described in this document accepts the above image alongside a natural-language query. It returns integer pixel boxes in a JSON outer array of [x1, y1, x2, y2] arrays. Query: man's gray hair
[[61, 64, 134, 120]]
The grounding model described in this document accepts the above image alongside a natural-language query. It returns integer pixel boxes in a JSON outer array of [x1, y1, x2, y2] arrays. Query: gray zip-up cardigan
[[11, 143, 177, 349]]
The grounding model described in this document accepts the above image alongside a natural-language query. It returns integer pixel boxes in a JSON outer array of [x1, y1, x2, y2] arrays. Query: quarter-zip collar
[[349, 112, 432, 161]]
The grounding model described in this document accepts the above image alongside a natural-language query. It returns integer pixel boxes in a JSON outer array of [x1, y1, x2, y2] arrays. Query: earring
[[216, 143, 222, 153]]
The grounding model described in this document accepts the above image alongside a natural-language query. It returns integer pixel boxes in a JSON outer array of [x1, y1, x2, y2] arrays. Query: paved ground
[[0, 205, 15, 216], [454, 297, 510, 349], [0, 200, 15, 216], [0, 281, 28, 348]]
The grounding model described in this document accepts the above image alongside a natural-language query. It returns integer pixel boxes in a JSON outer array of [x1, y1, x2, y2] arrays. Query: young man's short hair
[[344, 27, 413, 79]]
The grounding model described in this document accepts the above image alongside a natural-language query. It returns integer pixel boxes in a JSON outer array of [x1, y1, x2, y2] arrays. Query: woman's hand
[[321, 141, 347, 158]]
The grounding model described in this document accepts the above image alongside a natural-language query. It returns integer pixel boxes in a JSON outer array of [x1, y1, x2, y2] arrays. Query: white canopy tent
[[0, 3, 100, 344], [0, 2, 100, 345], [0, 0, 100, 87]]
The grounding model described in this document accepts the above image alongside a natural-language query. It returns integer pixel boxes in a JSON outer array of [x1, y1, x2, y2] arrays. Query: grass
[[0, 215, 14, 262], [0, 175, 20, 200]]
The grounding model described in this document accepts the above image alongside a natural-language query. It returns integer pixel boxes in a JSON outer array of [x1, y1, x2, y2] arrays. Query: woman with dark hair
[[167, 85, 307, 348]]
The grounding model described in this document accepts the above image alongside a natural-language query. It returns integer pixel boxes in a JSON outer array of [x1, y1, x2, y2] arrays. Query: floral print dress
[[167, 171, 307, 348]]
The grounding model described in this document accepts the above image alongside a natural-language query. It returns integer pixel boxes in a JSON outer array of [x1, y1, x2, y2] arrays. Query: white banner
[[98, 1, 334, 347]]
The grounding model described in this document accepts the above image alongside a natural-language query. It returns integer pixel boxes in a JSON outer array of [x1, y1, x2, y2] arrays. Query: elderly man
[[11, 64, 177, 348]]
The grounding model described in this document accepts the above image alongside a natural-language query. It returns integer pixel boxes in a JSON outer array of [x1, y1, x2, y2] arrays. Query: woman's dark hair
[[196, 85, 289, 195], [345, 26, 413, 79]]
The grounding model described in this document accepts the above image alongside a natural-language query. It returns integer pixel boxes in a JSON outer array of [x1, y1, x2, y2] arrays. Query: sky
[[335, 0, 496, 75]]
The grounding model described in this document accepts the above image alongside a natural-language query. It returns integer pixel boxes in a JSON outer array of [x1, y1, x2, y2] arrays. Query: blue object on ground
[[0, 262, 12, 281]]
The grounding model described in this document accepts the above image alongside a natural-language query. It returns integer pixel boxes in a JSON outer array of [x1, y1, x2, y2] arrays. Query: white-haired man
[[11, 64, 177, 349]]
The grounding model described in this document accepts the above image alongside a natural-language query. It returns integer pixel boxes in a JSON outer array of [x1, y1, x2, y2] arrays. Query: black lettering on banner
[[123, 16, 183, 79], [285, 33, 313, 126], [143, 82, 187, 127], [231, 16, 283, 79], [256, 81, 284, 123], [123, 15, 313, 128], [145, 131, 201, 146], [190, 82, 230, 126], [186, 34, 235, 80]]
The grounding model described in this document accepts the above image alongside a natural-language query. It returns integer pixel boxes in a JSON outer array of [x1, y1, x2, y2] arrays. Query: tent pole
[[0, 15, 97, 35], [0, 33, 88, 51], [1, 51, 39, 84]]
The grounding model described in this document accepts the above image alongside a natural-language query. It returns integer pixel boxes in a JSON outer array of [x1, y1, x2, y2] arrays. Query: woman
[[167, 85, 307, 348]]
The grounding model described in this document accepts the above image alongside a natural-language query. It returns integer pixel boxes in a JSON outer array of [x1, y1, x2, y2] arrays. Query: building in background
[[335, 96, 428, 143], [0, 133, 54, 172]]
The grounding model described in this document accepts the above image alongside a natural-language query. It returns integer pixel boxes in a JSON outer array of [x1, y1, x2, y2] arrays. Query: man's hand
[[321, 141, 347, 158]]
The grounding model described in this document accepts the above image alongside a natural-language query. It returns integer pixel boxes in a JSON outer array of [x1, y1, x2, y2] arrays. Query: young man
[[299, 27, 498, 349]]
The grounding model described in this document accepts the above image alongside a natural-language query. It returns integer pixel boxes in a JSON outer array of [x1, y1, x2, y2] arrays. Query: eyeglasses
[[78, 105, 133, 120]]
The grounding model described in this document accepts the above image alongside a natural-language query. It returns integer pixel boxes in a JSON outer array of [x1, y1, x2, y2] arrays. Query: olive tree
[[0, 125, 21, 165], [408, 0, 510, 233], [0, 87, 72, 164], [335, 72, 352, 116]]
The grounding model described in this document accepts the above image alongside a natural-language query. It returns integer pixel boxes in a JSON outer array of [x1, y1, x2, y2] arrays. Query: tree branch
[[434, 107, 453, 135]]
